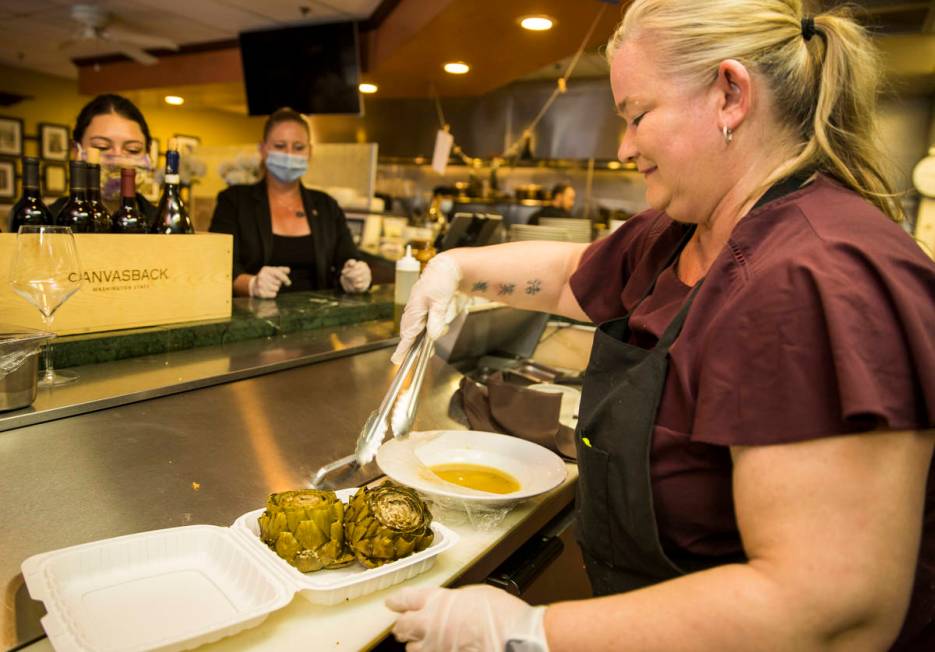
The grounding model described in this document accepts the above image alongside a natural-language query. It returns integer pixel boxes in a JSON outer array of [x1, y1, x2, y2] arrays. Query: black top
[[208, 180, 360, 291], [49, 193, 157, 227], [527, 205, 572, 225], [271, 234, 316, 292]]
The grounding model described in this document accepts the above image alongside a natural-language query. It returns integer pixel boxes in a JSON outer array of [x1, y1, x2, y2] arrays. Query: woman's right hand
[[249, 266, 292, 298], [391, 253, 463, 365]]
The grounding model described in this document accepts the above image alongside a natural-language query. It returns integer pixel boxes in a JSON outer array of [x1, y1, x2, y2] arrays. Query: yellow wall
[[0, 63, 264, 171]]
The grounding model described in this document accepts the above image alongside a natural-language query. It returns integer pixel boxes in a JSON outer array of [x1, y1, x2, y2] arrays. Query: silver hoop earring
[[722, 125, 733, 144]]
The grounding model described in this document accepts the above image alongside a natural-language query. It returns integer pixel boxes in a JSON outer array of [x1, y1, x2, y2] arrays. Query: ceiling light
[[164, 95, 184, 106], [520, 15, 554, 31], [359, 83, 378, 94], [607, 161, 622, 170], [443, 62, 470, 75]]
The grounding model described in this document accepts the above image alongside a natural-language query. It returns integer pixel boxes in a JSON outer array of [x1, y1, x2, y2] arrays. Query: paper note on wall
[[432, 129, 454, 175]]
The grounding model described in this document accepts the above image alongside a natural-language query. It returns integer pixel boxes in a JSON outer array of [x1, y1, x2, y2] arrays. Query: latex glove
[[249, 266, 291, 299], [387, 584, 549, 652], [391, 253, 463, 365], [340, 258, 372, 293]]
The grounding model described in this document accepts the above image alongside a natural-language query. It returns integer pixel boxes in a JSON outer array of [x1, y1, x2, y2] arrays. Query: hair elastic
[[801, 16, 816, 41]]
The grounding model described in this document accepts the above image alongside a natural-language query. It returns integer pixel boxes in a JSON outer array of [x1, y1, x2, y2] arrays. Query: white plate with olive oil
[[376, 430, 567, 508]]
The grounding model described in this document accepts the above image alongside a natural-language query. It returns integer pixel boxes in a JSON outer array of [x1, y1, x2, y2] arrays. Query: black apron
[[573, 172, 813, 594], [574, 224, 709, 595]]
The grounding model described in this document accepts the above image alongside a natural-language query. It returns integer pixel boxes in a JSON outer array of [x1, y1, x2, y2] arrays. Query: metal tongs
[[310, 332, 434, 488]]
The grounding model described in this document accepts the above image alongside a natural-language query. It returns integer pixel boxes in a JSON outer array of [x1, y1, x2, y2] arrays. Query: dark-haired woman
[[50, 93, 157, 223], [209, 107, 370, 298], [527, 183, 578, 225]]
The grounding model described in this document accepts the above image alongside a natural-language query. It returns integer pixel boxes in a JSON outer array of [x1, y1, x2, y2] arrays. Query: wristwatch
[[505, 604, 550, 652], [506, 639, 548, 652]]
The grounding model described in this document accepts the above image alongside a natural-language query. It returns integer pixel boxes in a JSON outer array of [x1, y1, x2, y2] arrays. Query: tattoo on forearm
[[472, 281, 488, 293], [525, 279, 542, 295], [497, 283, 516, 296]]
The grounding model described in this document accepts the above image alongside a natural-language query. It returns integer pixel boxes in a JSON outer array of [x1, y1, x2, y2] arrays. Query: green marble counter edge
[[49, 285, 395, 369]]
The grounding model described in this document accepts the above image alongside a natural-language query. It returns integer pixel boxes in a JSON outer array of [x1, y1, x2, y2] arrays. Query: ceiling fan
[[60, 4, 180, 65]]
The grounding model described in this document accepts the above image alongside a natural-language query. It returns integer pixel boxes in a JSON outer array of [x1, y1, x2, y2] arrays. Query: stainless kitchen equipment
[[439, 212, 504, 250], [0, 326, 53, 411], [434, 303, 549, 364], [485, 504, 591, 605], [514, 184, 548, 201]]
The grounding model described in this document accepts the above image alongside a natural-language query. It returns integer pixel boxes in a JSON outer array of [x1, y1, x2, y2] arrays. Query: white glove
[[248, 266, 291, 298], [391, 253, 463, 365], [340, 258, 372, 293], [387, 584, 549, 652]]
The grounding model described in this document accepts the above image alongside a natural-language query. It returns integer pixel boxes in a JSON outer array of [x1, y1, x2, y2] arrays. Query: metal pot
[[0, 327, 53, 411], [514, 184, 547, 201]]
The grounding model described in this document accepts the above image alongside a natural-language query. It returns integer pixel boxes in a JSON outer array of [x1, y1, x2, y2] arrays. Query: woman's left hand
[[387, 584, 549, 651], [340, 259, 372, 293]]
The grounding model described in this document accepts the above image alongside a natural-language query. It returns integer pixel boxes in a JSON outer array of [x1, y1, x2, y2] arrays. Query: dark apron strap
[[605, 224, 696, 341], [637, 224, 696, 304], [654, 280, 704, 351]]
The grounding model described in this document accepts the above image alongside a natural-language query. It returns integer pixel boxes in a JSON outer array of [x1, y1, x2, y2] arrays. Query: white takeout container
[[21, 488, 458, 652], [377, 430, 567, 509]]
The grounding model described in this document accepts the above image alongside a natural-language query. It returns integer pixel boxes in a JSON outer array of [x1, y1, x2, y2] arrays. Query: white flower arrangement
[[218, 152, 262, 186], [179, 153, 207, 186]]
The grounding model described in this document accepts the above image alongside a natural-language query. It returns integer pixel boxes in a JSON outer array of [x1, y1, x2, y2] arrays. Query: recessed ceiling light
[[443, 62, 470, 75], [359, 83, 378, 94], [520, 15, 554, 31], [164, 95, 184, 106]]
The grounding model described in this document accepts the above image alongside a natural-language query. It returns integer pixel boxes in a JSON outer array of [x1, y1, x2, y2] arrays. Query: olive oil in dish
[[429, 463, 521, 494]]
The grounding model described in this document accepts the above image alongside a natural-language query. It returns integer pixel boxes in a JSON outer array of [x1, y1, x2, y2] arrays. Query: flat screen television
[[239, 21, 361, 116]]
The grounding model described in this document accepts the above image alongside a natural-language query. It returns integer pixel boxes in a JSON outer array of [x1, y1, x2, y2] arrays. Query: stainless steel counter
[[1, 344, 466, 648], [0, 319, 397, 433], [0, 322, 592, 651]]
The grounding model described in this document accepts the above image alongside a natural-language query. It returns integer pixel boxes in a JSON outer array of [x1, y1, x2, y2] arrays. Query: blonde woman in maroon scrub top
[[386, 1, 935, 651]]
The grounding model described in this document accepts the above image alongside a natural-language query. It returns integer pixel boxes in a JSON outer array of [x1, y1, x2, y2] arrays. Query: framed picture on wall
[[0, 117, 23, 157], [39, 123, 70, 161], [172, 134, 200, 156], [0, 157, 16, 200], [43, 162, 67, 196]]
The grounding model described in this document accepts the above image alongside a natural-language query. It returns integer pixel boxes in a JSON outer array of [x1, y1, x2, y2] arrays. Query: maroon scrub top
[[570, 174, 935, 650]]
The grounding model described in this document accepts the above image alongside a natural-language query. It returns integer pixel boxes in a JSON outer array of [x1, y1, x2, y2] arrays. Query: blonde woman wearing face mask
[[50, 93, 157, 224], [209, 107, 371, 298], [386, 1, 935, 650]]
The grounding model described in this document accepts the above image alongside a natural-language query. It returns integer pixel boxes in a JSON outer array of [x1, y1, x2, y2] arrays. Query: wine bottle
[[55, 161, 93, 232], [150, 148, 194, 234], [85, 149, 112, 233], [9, 157, 53, 232], [111, 168, 147, 233]]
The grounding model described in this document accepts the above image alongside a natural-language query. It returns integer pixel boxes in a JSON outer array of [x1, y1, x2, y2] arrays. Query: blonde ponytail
[[607, 0, 904, 222]]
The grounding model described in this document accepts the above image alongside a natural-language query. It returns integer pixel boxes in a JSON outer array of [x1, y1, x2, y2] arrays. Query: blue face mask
[[265, 151, 308, 183]]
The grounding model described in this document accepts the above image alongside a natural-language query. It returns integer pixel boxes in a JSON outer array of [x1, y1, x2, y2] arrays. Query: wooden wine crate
[[0, 233, 233, 335]]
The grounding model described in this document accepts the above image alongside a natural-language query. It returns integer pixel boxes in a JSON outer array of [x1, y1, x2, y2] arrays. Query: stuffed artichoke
[[343, 481, 435, 568], [258, 489, 354, 572]]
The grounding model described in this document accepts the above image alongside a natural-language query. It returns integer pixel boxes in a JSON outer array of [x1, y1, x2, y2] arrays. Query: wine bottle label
[[164, 174, 180, 184]]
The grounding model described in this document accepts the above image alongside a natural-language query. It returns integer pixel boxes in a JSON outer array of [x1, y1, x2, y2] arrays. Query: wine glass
[[9, 225, 82, 387]]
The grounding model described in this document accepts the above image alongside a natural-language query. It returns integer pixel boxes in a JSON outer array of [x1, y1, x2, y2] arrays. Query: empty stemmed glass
[[9, 225, 82, 387]]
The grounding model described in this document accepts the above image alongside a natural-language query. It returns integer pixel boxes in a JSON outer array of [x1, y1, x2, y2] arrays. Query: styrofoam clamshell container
[[21, 488, 458, 652]]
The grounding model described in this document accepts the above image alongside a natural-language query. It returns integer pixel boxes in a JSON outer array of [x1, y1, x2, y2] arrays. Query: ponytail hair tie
[[801, 16, 816, 41]]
